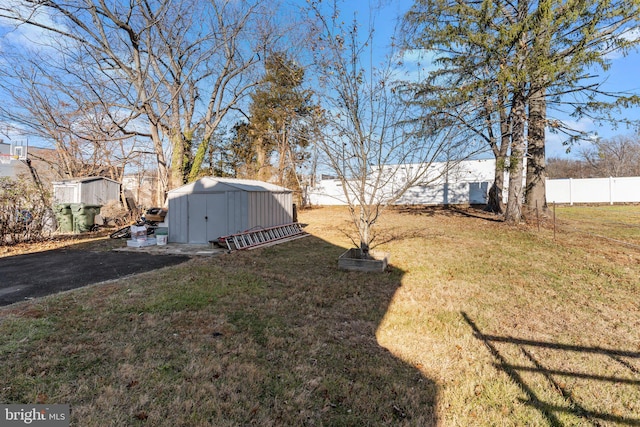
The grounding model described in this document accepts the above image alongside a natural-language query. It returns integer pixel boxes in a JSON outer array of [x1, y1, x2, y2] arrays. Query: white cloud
[[400, 49, 428, 64], [0, 1, 67, 53], [603, 28, 640, 60], [396, 49, 441, 82], [621, 27, 640, 42]]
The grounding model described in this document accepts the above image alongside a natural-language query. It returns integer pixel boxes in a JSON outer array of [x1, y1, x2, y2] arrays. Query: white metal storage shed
[[52, 177, 121, 205], [167, 177, 293, 244]]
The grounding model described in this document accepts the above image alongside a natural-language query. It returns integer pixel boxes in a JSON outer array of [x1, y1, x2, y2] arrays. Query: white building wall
[[309, 159, 496, 206], [310, 159, 640, 206]]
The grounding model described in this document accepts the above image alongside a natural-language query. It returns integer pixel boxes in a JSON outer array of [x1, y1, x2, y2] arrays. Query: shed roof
[[168, 177, 292, 194], [53, 176, 120, 185]]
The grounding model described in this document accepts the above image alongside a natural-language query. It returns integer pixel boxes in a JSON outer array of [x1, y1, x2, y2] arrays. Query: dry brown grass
[[0, 231, 120, 258], [1, 204, 639, 426], [554, 204, 640, 246]]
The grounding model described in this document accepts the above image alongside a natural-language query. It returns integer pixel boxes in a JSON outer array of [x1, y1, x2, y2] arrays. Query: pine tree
[[244, 52, 317, 201], [404, 0, 640, 222]]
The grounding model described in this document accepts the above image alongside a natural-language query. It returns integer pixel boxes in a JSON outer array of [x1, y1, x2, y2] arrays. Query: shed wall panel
[[187, 193, 208, 244], [82, 180, 120, 205], [247, 192, 256, 227], [226, 191, 248, 234], [206, 193, 229, 240], [187, 192, 227, 243], [83, 183, 97, 204], [225, 191, 236, 234], [166, 178, 293, 243], [265, 193, 276, 225], [247, 191, 292, 228], [278, 192, 293, 223], [53, 185, 78, 204], [53, 179, 120, 205], [247, 192, 260, 227], [168, 193, 189, 243]]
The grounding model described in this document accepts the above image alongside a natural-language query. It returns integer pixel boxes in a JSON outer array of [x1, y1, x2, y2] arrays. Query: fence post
[[553, 202, 556, 241], [569, 178, 573, 206], [609, 176, 614, 205]]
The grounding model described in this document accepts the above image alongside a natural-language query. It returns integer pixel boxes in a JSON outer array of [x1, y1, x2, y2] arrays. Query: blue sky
[[1, 0, 639, 161], [345, 0, 640, 159]]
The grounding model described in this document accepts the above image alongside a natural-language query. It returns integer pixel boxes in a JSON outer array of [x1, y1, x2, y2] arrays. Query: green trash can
[[54, 203, 73, 233], [70, 203, 102, 233]]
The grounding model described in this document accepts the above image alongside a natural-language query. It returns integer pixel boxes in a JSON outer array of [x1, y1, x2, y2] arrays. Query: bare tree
[[546, 157, 593, 179], [0, 176, 52, 245], [580, 135, 640, 177], [308, 1, 476, 257], [0, 0, 278, 201], [0, 50, 144, 183]]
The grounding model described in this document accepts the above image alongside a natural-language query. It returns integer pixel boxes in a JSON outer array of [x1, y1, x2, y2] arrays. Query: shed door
[[188, 193, 226, 244]]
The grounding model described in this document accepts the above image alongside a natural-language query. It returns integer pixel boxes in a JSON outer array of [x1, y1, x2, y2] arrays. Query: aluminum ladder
[[219, 223, 306, 251]]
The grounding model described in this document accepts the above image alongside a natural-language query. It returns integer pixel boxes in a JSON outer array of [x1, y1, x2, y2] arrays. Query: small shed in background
[[167, 177, 293, 244], [53, 177, 121, 205]]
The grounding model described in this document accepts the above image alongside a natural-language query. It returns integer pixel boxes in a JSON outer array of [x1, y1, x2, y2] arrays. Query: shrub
[[99, 199, 132, 227], [0, 176, 52, 245]]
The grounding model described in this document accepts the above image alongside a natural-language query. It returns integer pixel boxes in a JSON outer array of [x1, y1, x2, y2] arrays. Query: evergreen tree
[[244, 52, 317, 202], [404, 0, 640, 222], [227, 121, 258, 178]]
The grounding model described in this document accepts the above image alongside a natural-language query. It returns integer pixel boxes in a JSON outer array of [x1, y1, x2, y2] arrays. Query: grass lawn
[[1, 205, 639, 426], [554, 204, 640, 246]]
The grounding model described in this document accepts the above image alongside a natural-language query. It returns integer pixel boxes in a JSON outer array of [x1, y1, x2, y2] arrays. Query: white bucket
[[156, 234, 168, 246]]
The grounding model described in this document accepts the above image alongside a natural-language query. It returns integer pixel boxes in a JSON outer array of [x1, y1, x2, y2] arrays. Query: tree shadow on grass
[[0, 234, 438, 425], [209, 235, 440, 425], [462, 312, 640, 426], [391, 204, 504, 223]]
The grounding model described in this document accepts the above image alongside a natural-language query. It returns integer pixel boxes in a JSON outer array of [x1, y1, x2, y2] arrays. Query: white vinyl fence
[[546, 176, 640, 205], [308, 160, 640, 206]]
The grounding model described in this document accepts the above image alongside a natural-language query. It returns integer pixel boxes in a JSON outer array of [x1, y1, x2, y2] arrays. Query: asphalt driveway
[[0, 248, 190, 306]]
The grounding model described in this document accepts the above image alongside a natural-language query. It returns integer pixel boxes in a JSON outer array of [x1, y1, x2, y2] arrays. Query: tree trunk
[[505, 1, 528, 224], [277, 127, 287, 186], [188, 137, 210, 182], [505, 91, 526, 223], [525, 85, 548, 214], [358, 205, 371, 258], [169, 132, 186, 190], [486, 106, 510, 214], [255, 136, 270, 182], [487, 156, 506, 213], [149, 123, 169, 204]]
